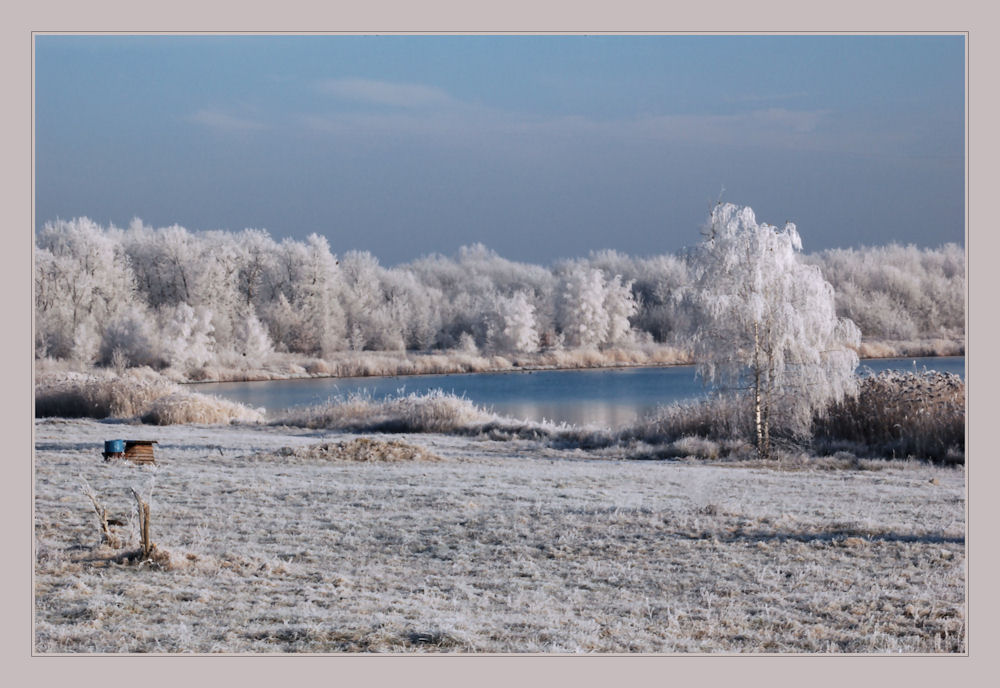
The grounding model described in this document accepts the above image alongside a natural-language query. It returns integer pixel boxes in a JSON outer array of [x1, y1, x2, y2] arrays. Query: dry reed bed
[[813, 371, 965, 462], [34, 369, 264, 425], [164, 345, 694, 384], [34, 419, 965, 653], [856, 338, 964, 359]]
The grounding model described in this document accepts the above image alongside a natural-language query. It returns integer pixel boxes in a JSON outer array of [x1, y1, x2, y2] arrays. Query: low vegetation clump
[[34, 369, 263, 425], [139, 392, 265, 425], [812, 371, 965, 463], [260, 438, 443, 463], [271, 389, 496, 434], [621, 395, 751, 446]]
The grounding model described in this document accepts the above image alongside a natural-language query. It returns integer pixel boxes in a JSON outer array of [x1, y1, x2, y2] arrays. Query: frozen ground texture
[[34, 419, 965, 653]]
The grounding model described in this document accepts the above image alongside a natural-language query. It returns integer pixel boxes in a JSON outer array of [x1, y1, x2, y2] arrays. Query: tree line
[[33, 216, 964, 371]]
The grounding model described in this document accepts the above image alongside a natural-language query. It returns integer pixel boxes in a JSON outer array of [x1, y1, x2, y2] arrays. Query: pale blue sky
[[34, 35, 965, 264]]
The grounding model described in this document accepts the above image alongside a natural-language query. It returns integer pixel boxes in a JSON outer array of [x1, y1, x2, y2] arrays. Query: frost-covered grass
[[34, 419, 965, 653], [35, 368, 263, 425]]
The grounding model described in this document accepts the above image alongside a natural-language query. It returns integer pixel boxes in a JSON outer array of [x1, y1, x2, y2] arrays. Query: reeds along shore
[[34, 361, 964, 464]]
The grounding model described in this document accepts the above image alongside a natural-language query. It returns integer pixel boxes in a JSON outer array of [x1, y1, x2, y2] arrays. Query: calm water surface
[[193, 356, 965, 428]]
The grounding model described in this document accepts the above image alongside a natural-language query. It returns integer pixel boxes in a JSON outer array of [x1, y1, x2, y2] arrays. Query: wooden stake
[[130, 488, 153, 560]]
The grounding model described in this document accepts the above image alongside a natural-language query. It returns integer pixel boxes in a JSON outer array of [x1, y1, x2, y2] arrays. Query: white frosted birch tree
[[558, 265, 611, 348], [691, 203, 861, 459], [486, 290, 541, 353]]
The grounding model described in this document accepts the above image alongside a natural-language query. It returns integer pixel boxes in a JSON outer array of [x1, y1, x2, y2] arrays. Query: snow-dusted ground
[[34, 418, 965, 653]]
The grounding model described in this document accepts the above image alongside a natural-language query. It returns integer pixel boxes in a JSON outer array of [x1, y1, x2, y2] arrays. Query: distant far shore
[[36, 337, 963, 387]]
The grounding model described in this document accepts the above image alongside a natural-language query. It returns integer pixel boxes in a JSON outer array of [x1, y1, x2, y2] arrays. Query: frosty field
[[33, 418, 966, 654]]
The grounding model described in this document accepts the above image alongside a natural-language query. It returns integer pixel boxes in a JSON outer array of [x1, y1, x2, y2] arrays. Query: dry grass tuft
[[265, 438, 443, 463], [140, 392, 264, 425]]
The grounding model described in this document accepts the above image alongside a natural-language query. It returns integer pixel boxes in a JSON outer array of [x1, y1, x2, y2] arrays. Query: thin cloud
[[316, 78, 460, 109], [725, 91, 810, 104], [187, 109, 267, 131], [300, 104, 837, 154], [629, 108, 829, 141]]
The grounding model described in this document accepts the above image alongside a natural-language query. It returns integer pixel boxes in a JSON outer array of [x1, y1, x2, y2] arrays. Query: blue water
[[193, 356, 964, 428]]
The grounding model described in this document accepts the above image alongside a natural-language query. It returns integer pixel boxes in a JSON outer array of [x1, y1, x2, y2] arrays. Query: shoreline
[[185, 354, 965, 388], [179, 342, 965, 387]]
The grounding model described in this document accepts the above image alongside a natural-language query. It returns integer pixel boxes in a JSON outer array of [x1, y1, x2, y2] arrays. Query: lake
[[193, 356, 965, 428]]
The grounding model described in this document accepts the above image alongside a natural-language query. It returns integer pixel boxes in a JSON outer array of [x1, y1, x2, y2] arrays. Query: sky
[[34, 34, 965, 265]]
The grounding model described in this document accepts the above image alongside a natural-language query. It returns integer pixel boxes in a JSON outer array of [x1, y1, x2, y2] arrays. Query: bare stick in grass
[[130, 487, 154, 560], [80, 478, 121, 549]]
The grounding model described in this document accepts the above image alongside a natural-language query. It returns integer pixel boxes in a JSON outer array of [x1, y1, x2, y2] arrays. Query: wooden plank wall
[[123, 442, 156, 464]]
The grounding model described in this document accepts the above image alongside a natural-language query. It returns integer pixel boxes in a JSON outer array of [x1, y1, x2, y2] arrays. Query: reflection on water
[[193, 356, 965, 429]]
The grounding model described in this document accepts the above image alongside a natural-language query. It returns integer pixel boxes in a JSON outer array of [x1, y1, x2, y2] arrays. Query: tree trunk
[[763, 343, 774, 461], [753, 321, 765, 460]]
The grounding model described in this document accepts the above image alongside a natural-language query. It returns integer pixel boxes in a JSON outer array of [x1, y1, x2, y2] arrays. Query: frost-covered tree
[[34, 218, 139, 361], [691, 203, 861, 459], [806, 243, 965, 341], [557, 264, 636, 348], [558, 265, 611, 348], [603, 274, 638, 345], [97, 304, 161, 368], [258, 234, 346, 356], [159, 303, 215, 369], [486, 290, 540, 353], [233, 312, 274, 366]]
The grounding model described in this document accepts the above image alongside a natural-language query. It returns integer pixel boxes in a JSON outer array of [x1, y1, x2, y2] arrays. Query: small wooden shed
[[103, 439, 157, 465]]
